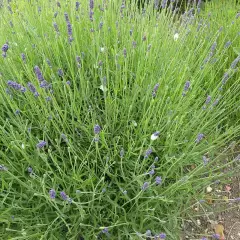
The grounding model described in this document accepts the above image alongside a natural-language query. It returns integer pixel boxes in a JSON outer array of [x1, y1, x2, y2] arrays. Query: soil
[[181, 176, 240, 240], [219, 176, 240, 240], [181, 143, 240, 240]]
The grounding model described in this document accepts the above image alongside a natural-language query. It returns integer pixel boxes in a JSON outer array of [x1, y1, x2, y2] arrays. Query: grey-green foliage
[[0, 0, 239, 239]]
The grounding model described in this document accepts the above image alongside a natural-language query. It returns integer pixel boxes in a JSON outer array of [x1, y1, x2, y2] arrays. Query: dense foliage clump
[[0, 0, 240, 239]]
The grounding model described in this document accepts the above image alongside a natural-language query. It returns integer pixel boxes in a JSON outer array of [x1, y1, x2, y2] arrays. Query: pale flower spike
[[151, 131, 160, 141], [174, 33, 179, 41], [99, 85, 107, 92]]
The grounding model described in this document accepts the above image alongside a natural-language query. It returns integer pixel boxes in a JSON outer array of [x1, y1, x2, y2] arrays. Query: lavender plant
[[0, 0, 240, 239]]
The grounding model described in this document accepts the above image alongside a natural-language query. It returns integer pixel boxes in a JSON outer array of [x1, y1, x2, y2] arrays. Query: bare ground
[[181, 176, 240, 240]]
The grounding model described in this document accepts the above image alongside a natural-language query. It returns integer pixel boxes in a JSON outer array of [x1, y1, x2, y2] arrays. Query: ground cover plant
[[0, 0, 240, 239]]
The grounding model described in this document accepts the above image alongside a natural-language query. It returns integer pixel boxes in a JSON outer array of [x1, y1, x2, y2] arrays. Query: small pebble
[[207, 186, 213, 193]]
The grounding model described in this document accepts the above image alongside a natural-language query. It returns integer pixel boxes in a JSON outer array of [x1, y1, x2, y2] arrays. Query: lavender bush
[[0, 0, 240, 239]]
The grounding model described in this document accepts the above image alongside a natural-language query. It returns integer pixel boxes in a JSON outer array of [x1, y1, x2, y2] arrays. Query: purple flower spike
[[230, 56, 240, 69], [159, 233, 166, 239], [53, 22, 59, 34], [2, 43, 9, 58], [34, 66, 45, 82], [149, 169, 155, 175], [141, 182, 149, 191], [66, 81, 71, 85], [7, 80, 26, 92], [69, 36, 73, 44], [45, 96, 51, 102], [64, 12, 69, 22], [120, 1, 125, 12], [147, 44, 152, 51], [39, 80, 48, 88], [76, 2, 80, 11], [123, 48, 127, 58], [64, 13, 73, 43], [225, 41, 232, 48], [89, 10, 94, 21], [205, 95, 211, 104], [0, 165, 8, 171], [60, 191, 68, 201], [67, 21, 72, 36], [184, 81, 190, 91], [57, 69, 64, 77], [2, 43, 9, 53], [46, 59, 52, 68], [94, 124, 101, 134], [57, 1, 61, 7], [99, 21, 103, 29], [156, 176, 162, 185], [144, 148, 152, 158], [49, 189, 56, 199], [22, 87, 27, 93], [212, 233, 220, 239], [8, 5, 13, 14], [102, 227, 109, 234], [76, 55, 81, 63], [76, 56, 81, 68], [89, 0, 94, 10], [222, 72, 230, 85], [211, 42, 217, 52], [202, 156, 208, 165], [28, 82, 39, 97], [15, 109, 20, 115], [161, 0, 167, 9], [152, 83, 159, 97], [36, 141, 47, 149], [98, 60, 103, 67], [182, 81, 190, 95], [195, 133, 204, 143], [201, 237, 207, 240], [212, 98, 219, 107]]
